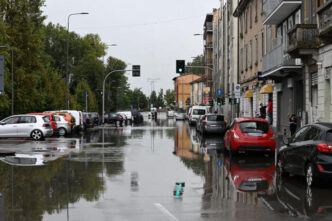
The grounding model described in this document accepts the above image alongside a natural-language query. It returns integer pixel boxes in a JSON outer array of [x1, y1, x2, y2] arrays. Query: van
[[188, 106, 209, 125], [59, 110, 83, 131]]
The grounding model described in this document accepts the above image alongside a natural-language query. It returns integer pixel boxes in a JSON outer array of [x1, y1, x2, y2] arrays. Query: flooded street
[[1, 113, 332, 221]]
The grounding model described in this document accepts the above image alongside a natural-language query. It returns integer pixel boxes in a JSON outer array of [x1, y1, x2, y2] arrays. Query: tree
[[155, 89, 165, 108], [164, 89, 175, 107], [186, 54, 204, 75], [149, 91, 157, 108]]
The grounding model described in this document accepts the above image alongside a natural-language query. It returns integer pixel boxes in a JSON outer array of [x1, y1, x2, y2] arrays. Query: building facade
[[173, 74, 201, 110]]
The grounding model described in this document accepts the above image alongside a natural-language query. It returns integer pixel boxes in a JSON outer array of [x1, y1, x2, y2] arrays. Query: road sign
[[0, 55, 4, 95], [217, 89, 223, 96], [217, 160, 222, 167], [204, 87, 210, 94], [132, 65, 140, 77], [235, 84, 241, 99]]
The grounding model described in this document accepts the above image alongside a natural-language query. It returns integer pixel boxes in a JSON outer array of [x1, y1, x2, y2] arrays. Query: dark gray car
[[196, 114, 226, 135]]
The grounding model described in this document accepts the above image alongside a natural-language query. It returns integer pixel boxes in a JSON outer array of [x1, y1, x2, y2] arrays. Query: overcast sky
[[42, 0, 220, 96]]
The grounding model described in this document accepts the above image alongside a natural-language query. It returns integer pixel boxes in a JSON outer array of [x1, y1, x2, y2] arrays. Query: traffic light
[[132, 65, 140, 77], [222, 98, 225, 105], [176, 60, 185, 74], [209, 99, 214, 106], [217, 98, 221, 106]]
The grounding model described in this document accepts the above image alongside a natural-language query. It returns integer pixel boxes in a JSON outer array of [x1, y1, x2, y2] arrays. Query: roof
[[190, 75, 206, 84], [312, 122, 332, 129]]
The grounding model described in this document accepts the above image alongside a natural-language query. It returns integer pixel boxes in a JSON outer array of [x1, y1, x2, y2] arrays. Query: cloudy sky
[[42, 0, 220, 95]]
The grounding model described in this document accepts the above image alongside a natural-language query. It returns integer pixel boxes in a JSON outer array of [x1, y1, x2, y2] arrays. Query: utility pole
[[147, 78, 160, 109]]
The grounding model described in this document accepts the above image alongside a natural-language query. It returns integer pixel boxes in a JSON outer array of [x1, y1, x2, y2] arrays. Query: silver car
[[54, 115, 71, 136], [196, 114, 226, 135], [0, 115, 53, 140]]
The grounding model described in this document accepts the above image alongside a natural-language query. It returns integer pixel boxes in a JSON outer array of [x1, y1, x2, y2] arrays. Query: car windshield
[[239, 121, 269, 133], [193, 109, 205, 115], [207, 115, 224, 121]]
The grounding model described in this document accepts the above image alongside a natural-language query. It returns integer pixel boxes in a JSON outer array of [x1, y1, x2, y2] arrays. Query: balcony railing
[[287, 24, 318, 57], [262, 43, 301, 76], [317, 0, 332, 43]]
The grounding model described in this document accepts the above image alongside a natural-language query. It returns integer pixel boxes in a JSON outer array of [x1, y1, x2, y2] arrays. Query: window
[[326, 130, 332, 142], [193, 109, 206, 115], [239, 121, 269, 133], [255, 35, 258, 63], [255, 0, 258, 22], [249, 4, 252, 28], [3, 116, 19, 124], [19, 116, 36, 124], [261, 31, 265, 56], [249, 40, 252, 67], [240, 48, 243, 72], [292, 127, 310, 142], [207, 115, 224, 121], [305, 127, 321, 140], [245, 10, 248, 33], [245, 44, 248, 69]]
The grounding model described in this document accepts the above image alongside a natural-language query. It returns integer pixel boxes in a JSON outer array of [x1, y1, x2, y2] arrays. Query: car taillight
[[233, 131, 240, 139], [203, 121, 208, 124], [42, 123, 48, 127], [317, 143, 332, 152]]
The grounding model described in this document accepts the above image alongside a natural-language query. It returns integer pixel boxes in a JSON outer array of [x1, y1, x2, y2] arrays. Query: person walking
[[289, 114, 297, 136], [259, 103, 267, 119], [267, 99, 273, 125]]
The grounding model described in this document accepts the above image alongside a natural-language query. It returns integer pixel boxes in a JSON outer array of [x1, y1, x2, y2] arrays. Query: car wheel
[[306, 163, 317, 187], [31, 130, 43, 141], [58, 128, 67, 136]]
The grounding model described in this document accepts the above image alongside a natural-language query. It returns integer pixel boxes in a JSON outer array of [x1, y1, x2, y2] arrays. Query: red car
[[27, 113, 57, 132], [224, 117, 275, 154]]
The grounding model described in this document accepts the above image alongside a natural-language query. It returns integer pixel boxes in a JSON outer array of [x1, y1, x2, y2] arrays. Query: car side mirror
[[283, 137, 290, 145], [225, 125, 230, 130], [0, 122, 5, 126]]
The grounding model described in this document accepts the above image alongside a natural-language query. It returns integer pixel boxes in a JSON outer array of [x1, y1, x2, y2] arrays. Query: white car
[[188, 106, 209, 125], [58, 110, 83, 131], [175, 112, 185, 120], [167, 110, 175, 118], [117, 111, 133, 123], [0, 115, 53, 140], [54, 115, 71, 136]]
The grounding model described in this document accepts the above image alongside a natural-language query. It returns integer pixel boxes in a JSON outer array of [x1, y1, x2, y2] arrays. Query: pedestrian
[[267, 99, 273, 125], [289, 114, 297, 136], [259, 103, 267, 119]]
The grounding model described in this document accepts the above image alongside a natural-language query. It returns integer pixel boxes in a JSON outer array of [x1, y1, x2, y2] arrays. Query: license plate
[[248, 178, 263, 182], [248, 132, 262, 136]]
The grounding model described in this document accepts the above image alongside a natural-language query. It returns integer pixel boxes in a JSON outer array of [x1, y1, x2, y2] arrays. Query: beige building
[[234, 0, 271, 118], [204, 13, 214, 88]]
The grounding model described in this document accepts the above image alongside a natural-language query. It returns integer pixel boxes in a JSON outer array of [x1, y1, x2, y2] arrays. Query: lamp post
[[66, 12, 89, 109], [102, 69, 132, 124], [0, 46, 14, 115]]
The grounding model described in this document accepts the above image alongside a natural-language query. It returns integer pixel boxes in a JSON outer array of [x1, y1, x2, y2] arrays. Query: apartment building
[[234, 0, 265, 118], [190, 76, 206, 106], [262, 0, 321, 135], [173, 74, 201, 110], [204, 13, 214, 89], [317, 0, 332, 122]]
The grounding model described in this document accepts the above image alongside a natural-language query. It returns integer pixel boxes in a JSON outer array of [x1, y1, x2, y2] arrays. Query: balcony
[[287, 24, 319, 57], [205, 22, 213, 32], [317, 0, 332, 43], [263, 0, 302, 25], [262, 44, 302, 78]]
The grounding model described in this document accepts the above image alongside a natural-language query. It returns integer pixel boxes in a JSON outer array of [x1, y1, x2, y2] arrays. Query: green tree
[[164, 89, 175, 107], [186, 54, 204, 75], [149, 91, 157, 108], [155, 89, 165, 108]]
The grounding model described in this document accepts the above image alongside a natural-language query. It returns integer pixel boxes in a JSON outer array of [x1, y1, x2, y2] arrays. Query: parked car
[[89, 112, 100, 126], [131, 110, 144, 124], [175, 112, 185, 120], [276, 122, 332, 187], [188, 106, 209, 125], [0, 115, 53, 140], [54, 115, 71, 136], [83, 112, 93, 129], [196, 114, 226, 135], [105, 113, 122, 125], [117, 111, 133, 124], [27, 113, 57, 133], [224, 117, 276, 155], [52, 112, 76, 129], [167, 110, 175, 118], [59, 110, 83, 131]]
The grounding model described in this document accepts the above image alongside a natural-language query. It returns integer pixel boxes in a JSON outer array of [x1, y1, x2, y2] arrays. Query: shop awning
[[244, 90, 253, 98], [260, 84, 273, 94]]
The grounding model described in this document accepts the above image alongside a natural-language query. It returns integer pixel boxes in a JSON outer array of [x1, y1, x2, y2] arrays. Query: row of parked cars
[[0, 110, 92, 141], [186, 105, 332, 187]]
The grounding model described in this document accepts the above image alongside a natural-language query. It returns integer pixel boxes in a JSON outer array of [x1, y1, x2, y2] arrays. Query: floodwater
[[0, 113, 332, 221]]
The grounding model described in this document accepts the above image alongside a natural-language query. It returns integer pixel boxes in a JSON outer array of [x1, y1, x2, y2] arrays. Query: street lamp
[[66, 12, 89, 109], [193, 33, 203, 36], [0, 46, 14, 115]]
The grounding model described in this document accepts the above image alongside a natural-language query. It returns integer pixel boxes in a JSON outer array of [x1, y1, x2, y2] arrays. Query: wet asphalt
[[0, 112, 332, 221]]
